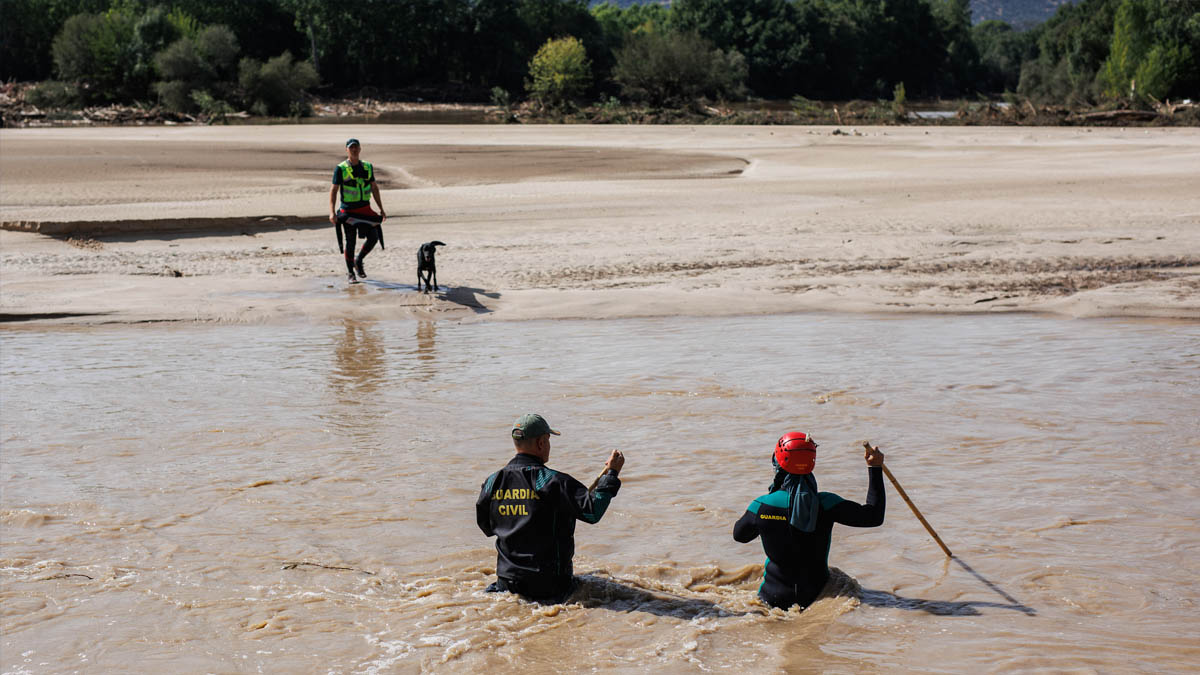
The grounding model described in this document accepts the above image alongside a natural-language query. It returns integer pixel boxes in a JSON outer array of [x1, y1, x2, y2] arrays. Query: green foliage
[[166, 7, 201, 39], [279, 0, 473, 91], [1017, 0, 1120, 104], [932, 0, 981, 95], [526, 36, 592, 109], [824, 0, 947, 98], [11, 0, 1198, 117], [153, 25, 240, 112], [238, 51, 319, 117], [592, 1, 669, 42], [892, 82, 907, 117], [51, 9, 139, 102], [130, 7, 185, 88], [671, 0, 835, 99], [190, 88, 234, 120], [1020, 0, 1200, 104], [25, 80, 83, 109], [1099, 0, 1193, 103], [164, 0, 304, 62], [490, 86, 512, 109], [973, 20, 1037, 93], [612, 30, 746, 106], [0, 0, 110, 81], [790, 95, 821, 117]]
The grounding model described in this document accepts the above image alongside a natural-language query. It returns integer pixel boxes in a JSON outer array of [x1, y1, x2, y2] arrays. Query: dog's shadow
[[354, 281, 497, 314], [438, 286, 499, 314]]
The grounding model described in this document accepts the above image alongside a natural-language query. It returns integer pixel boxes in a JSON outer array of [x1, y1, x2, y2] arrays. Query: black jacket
[[477, 453, 621, 598], [733, 467, 885, 609]]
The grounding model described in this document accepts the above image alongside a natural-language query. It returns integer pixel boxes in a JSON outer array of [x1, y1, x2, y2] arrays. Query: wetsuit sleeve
[[825, 467, 886, 527], [556, 471, 620, 525], [732, 498, 761, 542], [476, 472, 498, 537]]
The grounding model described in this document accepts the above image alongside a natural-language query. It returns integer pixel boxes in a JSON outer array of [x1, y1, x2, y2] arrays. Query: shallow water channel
[[3, 313, 1198, 672]]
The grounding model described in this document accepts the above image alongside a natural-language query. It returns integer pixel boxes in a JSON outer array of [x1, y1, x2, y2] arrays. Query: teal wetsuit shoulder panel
[[819, 492, 844, 510]]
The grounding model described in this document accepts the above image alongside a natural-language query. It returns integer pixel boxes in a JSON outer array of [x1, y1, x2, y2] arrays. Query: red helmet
[[775, 432, 818, 474]]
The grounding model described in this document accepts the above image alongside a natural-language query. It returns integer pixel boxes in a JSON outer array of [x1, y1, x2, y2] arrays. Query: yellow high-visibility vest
[[338, 160, 373, 203]]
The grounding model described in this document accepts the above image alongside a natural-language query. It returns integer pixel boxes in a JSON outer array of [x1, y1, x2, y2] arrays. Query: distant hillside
[[589, 0, 1078, 29], [971, 0, 1078, 28]]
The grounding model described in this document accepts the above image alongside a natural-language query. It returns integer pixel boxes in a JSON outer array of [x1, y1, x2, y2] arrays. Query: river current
[[2, 313, 1198, 673]]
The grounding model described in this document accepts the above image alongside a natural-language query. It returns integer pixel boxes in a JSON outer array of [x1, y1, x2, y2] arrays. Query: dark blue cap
[[345, 138, 360, 148]]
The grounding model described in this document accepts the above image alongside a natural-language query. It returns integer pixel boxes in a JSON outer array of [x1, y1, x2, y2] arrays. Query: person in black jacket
[[733, 431, 885, 610], [476, 413, 625, 603]]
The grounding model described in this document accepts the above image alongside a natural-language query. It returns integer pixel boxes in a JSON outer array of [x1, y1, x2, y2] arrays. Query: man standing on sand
[[733, 432, 885, 610], [477, 414, 625, 604], [329, 138, 386, 283]]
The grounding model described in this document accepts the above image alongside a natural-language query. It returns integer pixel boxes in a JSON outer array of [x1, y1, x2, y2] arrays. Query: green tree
[[1017, 0, 1120, 104], [671, 0, 834, 99], [526, 35, 591, 109], [1099, 0, 1194, 102], [278, 0, 472, 92], [153, 24, 239, 112], [239, 51, 319, 116], [824, 0, 946, 98], [0, 0, 110, 82], [612, 30, 746, 106], [466, 0, 606, 95], [972, 20, 1037, 93], [51, 8, 139, 102], [933, 0, 981, 95], [163, 0, 304, 62], [592, 0, 669, 44]]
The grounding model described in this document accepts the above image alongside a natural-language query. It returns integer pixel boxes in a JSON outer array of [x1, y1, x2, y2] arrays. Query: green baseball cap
[[511, 413, 560, 440]]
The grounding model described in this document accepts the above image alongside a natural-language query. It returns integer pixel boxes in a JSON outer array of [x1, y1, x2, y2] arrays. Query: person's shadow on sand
[[859, 557, 1036, 616], [857, 588, 1035, 616]]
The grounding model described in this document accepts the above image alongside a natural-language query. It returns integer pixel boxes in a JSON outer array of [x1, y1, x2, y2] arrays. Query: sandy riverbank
[[1, 124, 1197, 325]]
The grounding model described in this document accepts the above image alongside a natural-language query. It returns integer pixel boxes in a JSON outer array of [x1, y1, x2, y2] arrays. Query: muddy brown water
[[2, 313, 1198, 673]]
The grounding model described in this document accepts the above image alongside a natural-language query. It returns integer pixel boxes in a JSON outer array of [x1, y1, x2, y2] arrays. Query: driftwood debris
[[282, 561, 376, 575]]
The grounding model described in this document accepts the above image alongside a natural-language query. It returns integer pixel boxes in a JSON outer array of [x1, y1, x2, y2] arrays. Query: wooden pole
[[864, 442, 953, 558]]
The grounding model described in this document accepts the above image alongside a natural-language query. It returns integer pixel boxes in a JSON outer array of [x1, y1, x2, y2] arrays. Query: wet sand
[[2, 124, 1199, 324]]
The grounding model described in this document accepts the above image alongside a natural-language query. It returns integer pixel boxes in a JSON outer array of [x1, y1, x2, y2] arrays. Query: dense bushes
[[1098, 0, 1194, 102], [613, 31, 746, 106], [51, 10, 138, 103], [30, 3, 321, 116], [973, 21, 1037, 94], [239, 53, 319, 116], [1018, 0, 1200, 105], [8, 0, 1200, 114], [153, 25, 239, 112]]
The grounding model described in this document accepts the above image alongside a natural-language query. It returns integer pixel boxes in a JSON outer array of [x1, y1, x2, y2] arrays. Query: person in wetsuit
[[476, 413, 625, 604], [733, 432, 885, 610], [329, 138, 386, 283]]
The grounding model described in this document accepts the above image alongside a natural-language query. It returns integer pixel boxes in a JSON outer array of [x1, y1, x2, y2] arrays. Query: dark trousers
[[341, 221, 378, 272], [486, 576, 576, 604], [758, 583, 819, 611]]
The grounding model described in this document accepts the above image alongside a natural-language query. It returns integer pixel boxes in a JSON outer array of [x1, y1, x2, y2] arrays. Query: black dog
[[417, 241, 446, 293]]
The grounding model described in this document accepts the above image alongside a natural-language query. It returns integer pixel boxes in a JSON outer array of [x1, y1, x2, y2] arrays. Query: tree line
[[2, 0, 1196, 115]]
